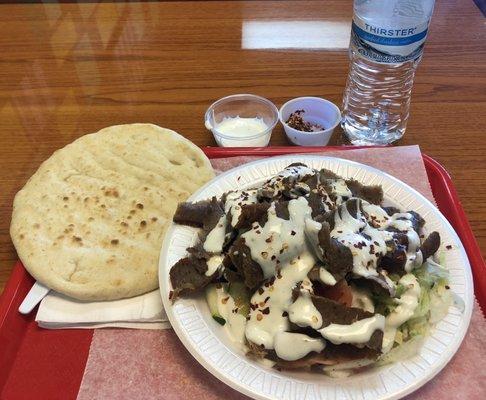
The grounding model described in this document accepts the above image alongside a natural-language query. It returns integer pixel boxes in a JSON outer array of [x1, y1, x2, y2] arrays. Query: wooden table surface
[[0, 0, 485, 294]]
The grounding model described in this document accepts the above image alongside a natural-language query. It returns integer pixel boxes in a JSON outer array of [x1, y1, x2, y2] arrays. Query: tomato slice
[[315, 279, 353, 307]]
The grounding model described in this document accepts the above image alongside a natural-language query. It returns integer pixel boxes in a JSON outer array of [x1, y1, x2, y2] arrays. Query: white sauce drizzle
[[242, 197, 313, 279], [319, 267, 337, 286], [304, 218, 323, 258], [225, 189, 258, 228], [215, 287, 247, 347], [330, 199, 425, 280], [273, 165, 315, 182], [330, 201, 387, 278], [261, 165, 315, 197], [203, 189, 259, 253], [382, 274, 421, 353], [203, 214, 227, 253], [318, 315, 385, 345], [362, 205, 423, 272], [205, 255, 224, 277], [288, 291, 323, 329], [245, 252, 316, 349], [327, 179, 353, 205], [274, 332, 325, 361]]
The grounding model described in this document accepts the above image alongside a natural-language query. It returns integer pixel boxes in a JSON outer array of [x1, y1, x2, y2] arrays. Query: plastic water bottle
[[342, 0, 436, 145]]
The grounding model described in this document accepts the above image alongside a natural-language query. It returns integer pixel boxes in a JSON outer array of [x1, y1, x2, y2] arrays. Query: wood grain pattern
[[0, 0, 485, 293]]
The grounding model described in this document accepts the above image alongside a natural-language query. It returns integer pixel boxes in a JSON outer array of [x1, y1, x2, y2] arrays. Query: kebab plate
[[168, 162, 453, 376]]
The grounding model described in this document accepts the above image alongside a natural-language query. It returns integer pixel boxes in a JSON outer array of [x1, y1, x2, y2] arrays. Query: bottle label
[[351, 15, 430, 63]]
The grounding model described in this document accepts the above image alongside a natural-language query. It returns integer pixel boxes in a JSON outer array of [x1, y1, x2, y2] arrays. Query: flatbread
[[10, 124, 214, 301]]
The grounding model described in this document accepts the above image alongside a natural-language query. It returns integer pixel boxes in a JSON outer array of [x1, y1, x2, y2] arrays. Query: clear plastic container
[[204, 94, 278, 147]]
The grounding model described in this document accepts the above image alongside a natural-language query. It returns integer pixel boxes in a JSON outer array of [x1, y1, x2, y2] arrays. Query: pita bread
[[10, 124, 214, 301]]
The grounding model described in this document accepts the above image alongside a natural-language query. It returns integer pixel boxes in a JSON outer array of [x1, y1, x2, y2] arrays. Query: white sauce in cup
[[215, 117, 269, 147]]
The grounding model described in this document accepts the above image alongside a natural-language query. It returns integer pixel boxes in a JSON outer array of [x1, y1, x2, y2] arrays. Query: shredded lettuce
[[395, 257, 452, 343], [372, 292, 397, 316], [377, 335, 424, 366], [415, 258, 449, 289]]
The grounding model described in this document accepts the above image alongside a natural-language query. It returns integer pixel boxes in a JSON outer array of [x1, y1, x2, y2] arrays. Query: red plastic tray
[[0, 147, 484, 400]]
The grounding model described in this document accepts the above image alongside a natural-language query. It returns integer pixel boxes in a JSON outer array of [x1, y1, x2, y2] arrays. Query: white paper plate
[[159, 155, 473, 400]]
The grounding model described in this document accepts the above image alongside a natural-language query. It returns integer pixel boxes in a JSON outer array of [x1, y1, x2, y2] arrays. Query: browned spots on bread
[[140, 220, 147, 228], [130, 209, 136, 215], [63, 196, 69, 201], [111, 239, 119, 245], [19, 234, 24, 239], [121, 221, 128, 227], [136, 203, 144, 209], [72, 236, 83, 246], [104, 188, 119, 197], [151, 217, 158, 222]]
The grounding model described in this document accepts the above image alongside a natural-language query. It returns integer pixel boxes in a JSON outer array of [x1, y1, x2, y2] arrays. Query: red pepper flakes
[[286, 110, 324, 132]]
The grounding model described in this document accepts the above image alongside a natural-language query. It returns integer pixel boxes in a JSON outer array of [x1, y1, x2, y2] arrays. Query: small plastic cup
[[279, 97, 341, 146], [204, 94, 278, 147]]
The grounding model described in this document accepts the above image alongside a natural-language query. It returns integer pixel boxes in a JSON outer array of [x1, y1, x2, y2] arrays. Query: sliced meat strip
[[274, 200, 290, 220], [258, 163, 316, 201], [352, 272, 396, 297], [310, 294, 384, 352], [307, 265, 320, 282], [273, 341, 381, 370], [383, 206, 400, 216], [173, 196, 224, 232], [307, 191, 331, 218], [380, 242, 408, 275], [246, 340, 269, 360], [311, 294, 375, 327], [234, 202, 271, 230], [223, 267, 242, 284], [407, 210, 425, 232], [228, 238, 264, 289], [186, 241, 211, 260], [221, 253, 244, 283], [169, 257, 213, 299], [420, 231, 441, 260], [317, 221, 353, 281], [345, 179, 384, 205], [318, 168, 341, 181]]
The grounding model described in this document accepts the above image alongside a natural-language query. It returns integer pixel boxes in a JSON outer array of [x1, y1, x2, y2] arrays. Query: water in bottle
[[342, 0, 435, 145]]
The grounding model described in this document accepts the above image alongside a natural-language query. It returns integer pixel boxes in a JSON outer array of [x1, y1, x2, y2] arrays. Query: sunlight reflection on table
[[242, 20, 350, 50]]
